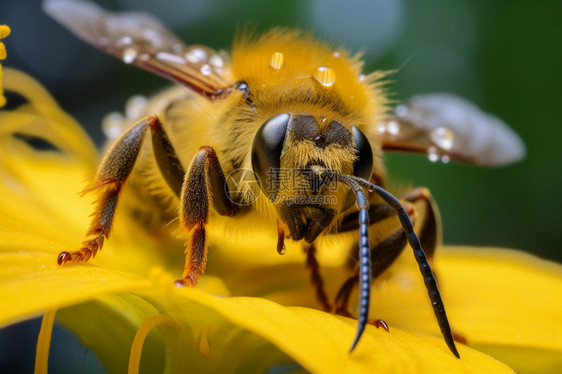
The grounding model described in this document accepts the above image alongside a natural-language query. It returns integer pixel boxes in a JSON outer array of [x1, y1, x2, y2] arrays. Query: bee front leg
[[175, 146, 237, 287], [58, 116, 185, 265]]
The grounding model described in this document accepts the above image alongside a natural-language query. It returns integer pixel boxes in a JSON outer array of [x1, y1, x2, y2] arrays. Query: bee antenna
[[324, 171, 460, 357], [322, 171, 371, 353], [347, 175, 461, 358]]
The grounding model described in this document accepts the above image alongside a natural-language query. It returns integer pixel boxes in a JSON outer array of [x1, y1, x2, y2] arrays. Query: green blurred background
[[0, 0, 561, 371]]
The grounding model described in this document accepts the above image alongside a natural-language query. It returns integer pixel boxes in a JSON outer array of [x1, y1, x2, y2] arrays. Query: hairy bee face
[[252, 113, 374, 242]]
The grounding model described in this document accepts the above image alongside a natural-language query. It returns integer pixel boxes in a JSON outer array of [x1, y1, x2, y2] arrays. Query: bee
[[45, 0, 525, 357]]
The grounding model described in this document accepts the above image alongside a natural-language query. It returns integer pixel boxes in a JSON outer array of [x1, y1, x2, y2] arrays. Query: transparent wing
[[379, 94, 526, 166], [44, 0, 233, 99]]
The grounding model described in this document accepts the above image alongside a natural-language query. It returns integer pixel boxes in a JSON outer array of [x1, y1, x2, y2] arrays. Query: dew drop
[[118, 36, 133, 46], [386, 120, 400, 135], [269, 52, 284, 70], [102, 112, 125, 139], [156, 52, 186, 65], [333, 51, 341, 58], [441, 155, 450, 163], [125, 95, 147, 119], [185, 47, 207, 64], [313, 66, 336, 87], [428, 146, 439, 162], [209, 54, 224, 68], [430, 126, 455, 150], [122, 47, 137, 64], [200, 64, 212, 76], [395, 104, 408, 117], [359, 74, 366, 82]]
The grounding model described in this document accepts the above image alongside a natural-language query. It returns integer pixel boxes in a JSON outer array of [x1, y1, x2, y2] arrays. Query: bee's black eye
[[251, 113, 292, 197], [352, 126, 374, 180]]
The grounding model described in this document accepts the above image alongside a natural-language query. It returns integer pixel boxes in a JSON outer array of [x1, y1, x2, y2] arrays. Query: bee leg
[[334, 230, 407, 316], [58, 116, 170, 265], [401, 187, 441, 260], [403, 188, 468, 344], [350, 180, 459, 357], [305, 243, 331, 312], [335, 190, 441, 334], [175, 146, 237, 287], [338, 204, 395, 233]]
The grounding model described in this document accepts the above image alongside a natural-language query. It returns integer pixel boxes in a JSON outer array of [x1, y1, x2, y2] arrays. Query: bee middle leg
[[175, 146, 238, 287]]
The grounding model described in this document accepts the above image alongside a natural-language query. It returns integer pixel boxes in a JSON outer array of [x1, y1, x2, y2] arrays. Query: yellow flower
[[1, 68, 561, 373], [0, 25, 10, 107]]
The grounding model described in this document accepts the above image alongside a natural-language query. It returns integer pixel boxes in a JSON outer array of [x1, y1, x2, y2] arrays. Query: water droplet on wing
[[122, 47, 137, 64], [185, 47, 207, 64], [428, 146, 439, 162], [430, 127, 455, 150], [200, 64, 212, 76]]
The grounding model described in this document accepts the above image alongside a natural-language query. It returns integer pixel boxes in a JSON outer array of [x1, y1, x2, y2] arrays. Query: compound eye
[[251, 113, 292, 197], [352, 126, 374, 180]]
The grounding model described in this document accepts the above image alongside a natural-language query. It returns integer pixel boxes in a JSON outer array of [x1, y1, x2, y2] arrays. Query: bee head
[[251, 113, 373, 242]]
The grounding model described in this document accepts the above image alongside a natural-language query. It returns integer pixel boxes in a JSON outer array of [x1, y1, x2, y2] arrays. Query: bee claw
[[452, 330, 468, 345], [57, 251, 71, 265], [368, 319, 389, 332], [174, 275, 197, 288]]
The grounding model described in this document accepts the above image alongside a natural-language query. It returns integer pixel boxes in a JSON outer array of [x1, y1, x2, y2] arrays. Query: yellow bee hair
[[231, 28, 389, 129]]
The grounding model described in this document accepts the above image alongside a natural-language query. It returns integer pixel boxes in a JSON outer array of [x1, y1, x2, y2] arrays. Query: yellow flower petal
[[439, 249, 562, 373], [1, 68, 98, 166], [149, 288, 514, 373], [0, 229, 151, 327], [0, 25, 10, 108], [57, 294, 168, 374], [56, 292, 301, 374]]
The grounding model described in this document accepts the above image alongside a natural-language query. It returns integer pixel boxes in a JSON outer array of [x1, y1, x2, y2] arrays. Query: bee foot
[[57, 251, 72, 265], [452, 330, 468, 344], [368, 319, 389, 332], [57, 233, 104, 265], [174, 274, 197, 288]]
